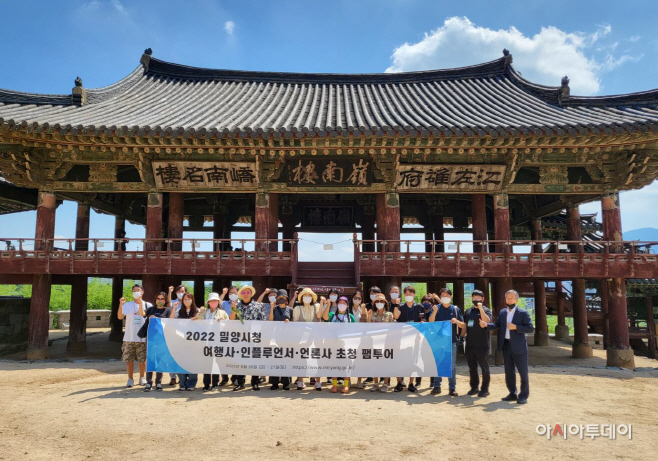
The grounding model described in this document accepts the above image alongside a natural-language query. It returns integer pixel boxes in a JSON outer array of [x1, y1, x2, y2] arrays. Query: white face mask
[[390, 292, 399, 300], [329, 295, 338, 302], [353, 299, 361, 305], [268, 296, 277, 303], [228, 294, 238, 301], [376, 303, 385, 310], [303, 296, 312, 304], [132, 291, 142, 299], [405, 295, 414, 303], [338, 304, 347, 312], [441, 297, 451, 305], [176, 292, 184, 300], [370, 294, 377, 301]]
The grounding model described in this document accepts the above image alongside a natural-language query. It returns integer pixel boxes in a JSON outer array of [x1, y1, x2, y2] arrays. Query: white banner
[[146, 318, 453, 377]]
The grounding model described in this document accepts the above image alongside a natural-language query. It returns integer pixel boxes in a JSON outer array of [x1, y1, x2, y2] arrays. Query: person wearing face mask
[[256, 287, 277, 319], [368, 294, 394, 392], [393, 285, 424, 393], [388, 285, 402, 314], [230, 285, 267, 391], [215, 286, 239, 386], [194, 292, 229, 391], [481, 289, 533, 405], [429, 287, 464, 396], [117, 284, 150, 388], [365, 286, 382, 312], [323, 295, 355, 394], [268, 289, 293, 390], [166, 284, 187, 386], [143, 292, 171, 391], [293, 287, 322, 390], [348, 291, 368, 388], [170, 292, 199, 391], [462, 290, 493, 397], [320, 289, 340, 320]]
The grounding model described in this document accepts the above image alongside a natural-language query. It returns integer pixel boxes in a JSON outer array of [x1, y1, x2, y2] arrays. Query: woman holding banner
[[229, 285, 268, 391], [292, 287, 322, 390], [195, 292, 229, 391], [169, 292, 198, 391], [322, 295, 355, 394], [368, 293, 394, 392], [268, 289, 293, 390]]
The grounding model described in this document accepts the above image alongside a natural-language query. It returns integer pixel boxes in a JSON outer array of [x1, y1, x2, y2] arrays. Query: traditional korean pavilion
[[0, 48, 656, 367]]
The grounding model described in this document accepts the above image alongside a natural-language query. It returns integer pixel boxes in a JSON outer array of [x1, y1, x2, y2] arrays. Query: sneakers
[[356, 381, 364, 389], [270, 384, 279, 390], [282, 384, 290, 391], [467, 388, 479, 396], [408, 383, 418, 393], [168, 377, 177, 386], [202, 386, 211, 391], [139, 377, 147, 386], [252, 383, 260, 391], [501, 393, 518, 402], [296, 381, 305, 390], [233, 384, 245, 391], [144, 383, 152, 392], [155, 384, 163, 391], [477, 390, 489, 397], [370, 383, 380, 392], [218, 380, 228, 387], [210, 386, 218, 391], [430, 387, 441, 395], [394, 382, 405, 392], [126, 378, 134, 388], [449, 390, 459, 397], [314, 382, 322, 391], [178, 387, 186, 391], [380, 384, 388, 393], [186, 387, 195, 391], [341, 386, 349, 394]]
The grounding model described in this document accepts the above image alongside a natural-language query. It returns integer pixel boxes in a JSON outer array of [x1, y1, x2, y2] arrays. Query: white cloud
[[629, 35, 641, 42], [224, 20, 235, 35], [386, 17, 640, 95]]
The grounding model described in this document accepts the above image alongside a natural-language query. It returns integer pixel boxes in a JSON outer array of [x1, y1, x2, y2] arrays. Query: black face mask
[[472, 299, 482, 304], [506, 303, 516, 309]]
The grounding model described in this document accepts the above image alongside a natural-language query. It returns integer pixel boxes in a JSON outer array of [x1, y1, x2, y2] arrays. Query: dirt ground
[[0, 331, 656, 461]]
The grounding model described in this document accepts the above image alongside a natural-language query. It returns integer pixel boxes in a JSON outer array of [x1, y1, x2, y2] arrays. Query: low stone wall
[[53, 310, 114, 330], [0, 296, 30, 356]]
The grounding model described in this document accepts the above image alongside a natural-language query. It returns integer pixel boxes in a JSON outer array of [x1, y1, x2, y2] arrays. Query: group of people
[[118, 282, 533, 404]]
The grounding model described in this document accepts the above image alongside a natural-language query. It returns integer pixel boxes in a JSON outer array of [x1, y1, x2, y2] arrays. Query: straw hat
[[297, 287, 318, 304], [373, 293, 389, 307], [239, 285, 256, 298]]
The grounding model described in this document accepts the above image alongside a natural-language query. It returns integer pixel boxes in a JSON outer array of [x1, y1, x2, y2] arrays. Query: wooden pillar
[[361, 213, 376, 253], [646, 293, 656, 360], [143, 192, 163, 298], [27, 191, 56, 360], [109, 216, 125, 342], [194, 278, 205, 307], [168, 193, 184, 252], [109, 276, 124, 342], [281, 213, 294, 253], [376, 192, 400, 252], [493, 193, 512, 316], [602, 192, 634, 368], [554, 280, 569, 341], [255, 192, 271, 252], [471, 194, 488, 253], [531, 218, 549, 346], [68, 202, 90, 352], [566, 205, 592, 357], [269, 193, 279, 252], [600, 279, 609, 349], [375, 193, 386, 252]]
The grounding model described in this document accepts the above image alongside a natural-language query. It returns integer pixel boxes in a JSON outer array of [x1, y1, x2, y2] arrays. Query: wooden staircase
[[290, 261, 359, 295]]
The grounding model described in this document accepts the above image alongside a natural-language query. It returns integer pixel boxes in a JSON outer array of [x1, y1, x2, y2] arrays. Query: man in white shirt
[[117, 284, 149, 387]]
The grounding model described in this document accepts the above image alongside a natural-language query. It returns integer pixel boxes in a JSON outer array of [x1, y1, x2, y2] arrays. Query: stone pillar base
[[66, 340, 88, 353], [26, 347, 48, 360], [554, 324, 570, 342], [494, 350, 504, 366], [572, 342, 593, 358], [606, 348, 635, 369], [533, 332, 550, 347]]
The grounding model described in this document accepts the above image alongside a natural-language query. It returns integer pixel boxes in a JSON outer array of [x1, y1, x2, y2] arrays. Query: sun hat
[[207, 292, 221, 303], [297, 287, 318, 304], [239, 285, 256, 298]]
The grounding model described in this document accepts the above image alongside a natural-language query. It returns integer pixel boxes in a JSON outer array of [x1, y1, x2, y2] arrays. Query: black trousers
[[203, 374, 220, 387], [269, 376, 290, 386], [465, 346, 490, 392], [236, 375, 260, 386], [146, 371, 162, 385], [502, 339, 529, 400]]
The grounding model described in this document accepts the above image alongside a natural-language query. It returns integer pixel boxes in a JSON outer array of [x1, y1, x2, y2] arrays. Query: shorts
[[122, 341, 146, 363]]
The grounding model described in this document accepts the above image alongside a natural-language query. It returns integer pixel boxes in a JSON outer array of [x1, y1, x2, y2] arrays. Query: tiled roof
[[2, 50, 658, 139]]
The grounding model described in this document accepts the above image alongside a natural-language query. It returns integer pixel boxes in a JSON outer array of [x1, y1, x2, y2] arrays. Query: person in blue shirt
[[430, 287, 465, 396], [393, 285, 425, 393]]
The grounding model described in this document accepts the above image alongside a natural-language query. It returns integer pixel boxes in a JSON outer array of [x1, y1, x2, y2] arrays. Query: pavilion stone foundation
[[0, 296, 31, 356]]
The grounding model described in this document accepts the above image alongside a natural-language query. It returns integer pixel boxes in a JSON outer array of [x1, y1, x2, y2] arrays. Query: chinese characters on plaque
[[303, 206, 353, 229], [152, 162, 258, 189], [287, 159, 371, 187], [396, 164, 506, 191]]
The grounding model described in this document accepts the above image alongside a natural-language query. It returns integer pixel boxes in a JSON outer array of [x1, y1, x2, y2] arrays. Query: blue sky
[[1, 0, 657, 261]]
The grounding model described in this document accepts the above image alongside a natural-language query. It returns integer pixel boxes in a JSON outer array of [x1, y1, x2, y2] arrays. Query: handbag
[[137, 318, 149, 339]]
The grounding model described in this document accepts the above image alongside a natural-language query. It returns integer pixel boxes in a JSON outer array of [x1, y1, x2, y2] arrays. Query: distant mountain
[[623, 228, 658, 242]]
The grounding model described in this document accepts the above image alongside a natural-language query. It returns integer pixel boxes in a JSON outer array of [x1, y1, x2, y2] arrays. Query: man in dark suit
[[480, 289, 534, 404]]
